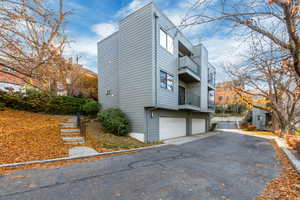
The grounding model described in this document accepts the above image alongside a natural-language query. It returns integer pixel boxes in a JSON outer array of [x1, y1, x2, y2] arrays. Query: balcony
[[178, 56, 201, 83], [178, 91, 201, 111]]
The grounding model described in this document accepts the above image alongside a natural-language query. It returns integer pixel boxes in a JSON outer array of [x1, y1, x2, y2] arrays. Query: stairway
[[60, 117, 85, 145]]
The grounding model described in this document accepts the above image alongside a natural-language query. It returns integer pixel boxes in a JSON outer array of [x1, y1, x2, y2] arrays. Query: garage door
[[159, 117, 186, 140], [192, 119, 206, 135]]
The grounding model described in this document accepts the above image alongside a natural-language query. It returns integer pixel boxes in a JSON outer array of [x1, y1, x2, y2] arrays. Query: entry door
[[179, 86, 185, 105]]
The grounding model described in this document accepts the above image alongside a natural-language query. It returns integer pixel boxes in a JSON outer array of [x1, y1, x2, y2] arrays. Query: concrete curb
[[0, 143, 168, 168], [220, 129, 300, 174], [0, 132, 221, 168], [274, 138, 300, 174]]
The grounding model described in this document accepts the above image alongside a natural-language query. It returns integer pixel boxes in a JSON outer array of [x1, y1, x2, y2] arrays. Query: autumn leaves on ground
[[0, 109, 69, 164]]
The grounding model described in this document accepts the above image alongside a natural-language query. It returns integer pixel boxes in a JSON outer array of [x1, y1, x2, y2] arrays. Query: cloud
[[115, 0, 152, 18], [91, 23, 117, 39]]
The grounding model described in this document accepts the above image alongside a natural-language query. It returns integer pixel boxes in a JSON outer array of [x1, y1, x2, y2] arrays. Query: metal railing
[[179, 92, 200, 107], [179, 56, 200, 76], [208, 64, 216, 87], [77, 113, 87, 139]]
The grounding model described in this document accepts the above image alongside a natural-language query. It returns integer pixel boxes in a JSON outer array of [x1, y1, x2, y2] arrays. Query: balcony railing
[[208, 100, 215, 110], [179, 56, 201, 75], [208, 64, 216, 87], [179, 92, 200, 107]]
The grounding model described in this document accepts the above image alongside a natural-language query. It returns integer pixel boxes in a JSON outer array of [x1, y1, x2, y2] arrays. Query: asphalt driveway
[[0, 132, 280, 200]]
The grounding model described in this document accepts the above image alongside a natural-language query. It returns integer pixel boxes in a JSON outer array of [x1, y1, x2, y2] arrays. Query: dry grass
[[84, 121, 152, 152], [256, 140, 300, 200], [241, 130, 277, 137], [0, 109, 69, 164]]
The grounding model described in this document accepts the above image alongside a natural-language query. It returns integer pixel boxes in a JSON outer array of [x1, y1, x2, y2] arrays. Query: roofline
[[97, 31, 119, 44]]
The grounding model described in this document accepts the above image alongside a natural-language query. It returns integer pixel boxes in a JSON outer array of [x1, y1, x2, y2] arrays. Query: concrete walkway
[[0, 132, 280, 200]]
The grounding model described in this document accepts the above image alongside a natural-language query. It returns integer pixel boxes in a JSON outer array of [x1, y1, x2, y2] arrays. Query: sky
[[64, 0, 248, 82]]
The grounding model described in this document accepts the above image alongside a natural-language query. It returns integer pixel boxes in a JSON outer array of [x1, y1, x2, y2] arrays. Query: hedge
[[0, 90, 99, 115]]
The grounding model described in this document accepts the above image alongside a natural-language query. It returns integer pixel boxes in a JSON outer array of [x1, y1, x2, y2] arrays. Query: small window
[[167, 74, 174, 91], [167, 35, 173, 54], [160, 28, 173, 54], [160, 29, 167, 49], [160, 71, 174, 91], [2, 66, 12, 73], [106, 89, 111, 95], [160, 71, 167, 89], [257, 116, 262, 121]]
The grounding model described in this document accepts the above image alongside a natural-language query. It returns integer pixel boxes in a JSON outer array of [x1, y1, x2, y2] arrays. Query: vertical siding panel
[[98, 33, 119, 109], [119, 5, 154, 133]]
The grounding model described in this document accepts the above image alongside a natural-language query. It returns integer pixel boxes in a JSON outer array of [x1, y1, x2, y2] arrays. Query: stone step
[[60, 123, 78, 128], [67, 117, 77, 123], [61, 132, 81, 136], [64, 141, 85, 145], [61, 128, 80, 133], [62, 136, 84, 142]]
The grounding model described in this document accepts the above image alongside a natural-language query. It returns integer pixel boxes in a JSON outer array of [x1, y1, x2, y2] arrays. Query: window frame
[[160, 70, 174, 91], [159, 28, 174, 54]]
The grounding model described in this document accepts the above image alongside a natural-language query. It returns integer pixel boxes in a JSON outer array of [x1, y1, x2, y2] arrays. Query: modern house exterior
[[98, 3, 216, 143]]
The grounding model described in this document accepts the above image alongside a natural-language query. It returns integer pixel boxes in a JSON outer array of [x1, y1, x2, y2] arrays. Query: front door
[[179, 86, 185, 105]]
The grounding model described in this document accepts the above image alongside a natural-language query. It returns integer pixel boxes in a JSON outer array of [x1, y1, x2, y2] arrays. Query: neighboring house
[[215, 80, 241, 105], [98, 3, 216, 143], [0, 59, 25, 92], [252, 108, 272, 130]]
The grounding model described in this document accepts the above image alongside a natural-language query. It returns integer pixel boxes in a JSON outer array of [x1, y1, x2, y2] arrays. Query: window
[[160, 29, 167, 49], [160, 70, 174, 91], [2, 66, 13, 73], [160, 28, 174, 54]]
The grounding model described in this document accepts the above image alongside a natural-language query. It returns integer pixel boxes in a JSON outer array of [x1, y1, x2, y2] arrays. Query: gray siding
[[98, 32, 119, 109], [193, 44, 209, 111], [252, 108, 267, 130], [153, 5, 179, 110], [118, 4, 154, 133]]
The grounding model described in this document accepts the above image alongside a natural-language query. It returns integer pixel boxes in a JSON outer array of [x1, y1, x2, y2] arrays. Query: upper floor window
[[160, 29, 173, 54], [1, 66, 13, 73], [160, 70, 174, 91]]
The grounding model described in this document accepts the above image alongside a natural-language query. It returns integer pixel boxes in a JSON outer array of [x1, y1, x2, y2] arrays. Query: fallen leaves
[[256, 140, 300, 200], [0, 109, 69, 164]]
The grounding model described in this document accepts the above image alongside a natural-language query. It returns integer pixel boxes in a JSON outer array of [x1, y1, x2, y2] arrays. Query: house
[[97, 3, 216, 143], [215, 80, 241, 105], [0, 59, 25, 92], [252, 108, 272, 130]]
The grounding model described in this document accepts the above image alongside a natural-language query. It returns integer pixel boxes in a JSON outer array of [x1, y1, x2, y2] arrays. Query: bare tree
[[227, 38, 300, 136], [180, 0, 300, 78], [0, 0, 69, 89]]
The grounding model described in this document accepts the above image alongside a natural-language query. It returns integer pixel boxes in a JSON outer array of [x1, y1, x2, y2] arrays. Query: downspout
[[146, 12, 159, 144], [154, 13, 158, 108]]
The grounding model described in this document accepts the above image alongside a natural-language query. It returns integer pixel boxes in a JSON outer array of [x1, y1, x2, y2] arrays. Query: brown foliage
[[256, 140, 300, 200], [0, 109, 69, 164]]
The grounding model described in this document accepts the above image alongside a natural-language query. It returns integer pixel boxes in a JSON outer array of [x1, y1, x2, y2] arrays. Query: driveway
[[0, 132, 280, 200]]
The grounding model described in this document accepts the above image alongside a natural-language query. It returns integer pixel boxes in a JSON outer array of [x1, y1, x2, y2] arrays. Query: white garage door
[[159, 117, 186, 140], [192, 119, 206, 135]]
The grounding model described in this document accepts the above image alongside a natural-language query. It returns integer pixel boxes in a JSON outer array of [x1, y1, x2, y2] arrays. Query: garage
[[159, 117, 186, 140], [192, 119, 206, 135]]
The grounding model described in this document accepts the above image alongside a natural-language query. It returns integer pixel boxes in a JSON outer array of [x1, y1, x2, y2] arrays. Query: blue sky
[[64, 0, 247, 82]]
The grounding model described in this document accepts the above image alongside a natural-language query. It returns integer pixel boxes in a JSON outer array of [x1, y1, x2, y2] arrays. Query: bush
[[0, 90, 94, 115], [0, 102, 5, 111], [82, 100, 100, 116], [240, 121, 248, 129], [97, 108, 130, 136], [210, 123, 217, 131], [245, 125, 256, 131]]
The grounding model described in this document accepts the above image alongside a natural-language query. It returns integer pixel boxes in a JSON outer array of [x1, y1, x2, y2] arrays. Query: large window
[[160, 28, 174, 54], [160, 71, 174, 91]]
